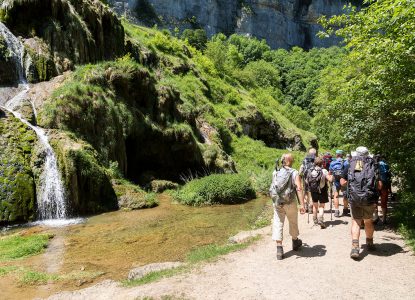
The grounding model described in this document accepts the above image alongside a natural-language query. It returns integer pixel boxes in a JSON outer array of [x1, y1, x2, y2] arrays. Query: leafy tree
[[181, 29, 208, 50], [316, 0, 415, 231]]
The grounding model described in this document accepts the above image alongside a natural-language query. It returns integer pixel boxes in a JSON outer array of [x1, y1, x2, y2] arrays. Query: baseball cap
[[335, 149, 344, 155]]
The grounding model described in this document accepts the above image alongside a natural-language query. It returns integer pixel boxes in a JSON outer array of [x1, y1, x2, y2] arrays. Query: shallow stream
[[0, 195, 269, 299]]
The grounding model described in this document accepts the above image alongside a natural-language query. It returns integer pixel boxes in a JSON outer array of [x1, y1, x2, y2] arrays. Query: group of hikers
[[269, 146, 392, 260]]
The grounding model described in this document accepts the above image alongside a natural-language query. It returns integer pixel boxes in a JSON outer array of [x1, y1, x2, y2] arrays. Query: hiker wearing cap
[[299, 148, 317, 214], [270, 153, 306, 260], [306, 157, 333, 228], [329, 150, 350, 217], [341, 146, 380, 260]]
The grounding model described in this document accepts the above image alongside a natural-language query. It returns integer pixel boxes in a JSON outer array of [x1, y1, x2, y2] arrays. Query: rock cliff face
[[0, 0, 125, 82], [109, 0, 360, 49]]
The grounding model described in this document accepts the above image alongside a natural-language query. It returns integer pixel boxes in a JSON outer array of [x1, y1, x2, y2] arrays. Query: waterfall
[[0, 22, 68, 221]]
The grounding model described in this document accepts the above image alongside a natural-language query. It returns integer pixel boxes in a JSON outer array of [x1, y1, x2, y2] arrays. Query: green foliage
[[134, 0, 159, 25], [0, 234, 51, 261], [174, 174, 256, 206], [236, 60, 281, 90], [181, 29, 207, 50], [316, 0, 415, 234], [228, 34, 270, 65]]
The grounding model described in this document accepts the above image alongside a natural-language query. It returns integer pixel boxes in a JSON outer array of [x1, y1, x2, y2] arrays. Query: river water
[[0, 195, 269, 299]]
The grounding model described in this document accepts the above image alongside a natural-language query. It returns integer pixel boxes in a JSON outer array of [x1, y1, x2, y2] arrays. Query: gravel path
[[47, 212, 415, 300]]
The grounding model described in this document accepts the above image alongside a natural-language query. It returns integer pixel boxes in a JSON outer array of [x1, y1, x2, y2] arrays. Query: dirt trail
[[47, 211, 415, 300]]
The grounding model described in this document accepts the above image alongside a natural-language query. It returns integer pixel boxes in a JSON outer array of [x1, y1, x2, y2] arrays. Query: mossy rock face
[[0, 33, 18, 85], [48, 132, 118, 215], [39, 60, 234, 186], [0, 109, 36, 224], [1, 0, 124, 75], [24, 38, 57, 83]]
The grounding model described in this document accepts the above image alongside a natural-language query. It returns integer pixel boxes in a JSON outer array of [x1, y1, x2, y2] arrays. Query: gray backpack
[[269, 168, 295, 205]]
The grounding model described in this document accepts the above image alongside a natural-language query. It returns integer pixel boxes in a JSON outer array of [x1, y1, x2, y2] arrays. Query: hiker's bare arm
[[295, 174, 305, 214], [326, 173, 333, 182], [340, 178, 347, 187]]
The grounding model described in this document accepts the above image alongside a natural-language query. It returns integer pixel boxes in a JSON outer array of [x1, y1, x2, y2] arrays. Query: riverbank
[[0, 195, 269, 300]]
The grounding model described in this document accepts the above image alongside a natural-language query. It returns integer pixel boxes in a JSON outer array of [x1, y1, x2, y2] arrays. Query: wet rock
[[0, 110, 37, 224], [1, 0, 125, 78], [128, 262, 185, 280]]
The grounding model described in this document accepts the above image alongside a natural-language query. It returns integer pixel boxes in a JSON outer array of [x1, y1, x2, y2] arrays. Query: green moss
[[112, 179, 159, 210], [0, 234, 51, 261], [0, 112, 37, 224]]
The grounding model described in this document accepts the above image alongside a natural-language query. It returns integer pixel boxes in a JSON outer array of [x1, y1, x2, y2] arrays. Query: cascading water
[[0, 22, 68, 221]]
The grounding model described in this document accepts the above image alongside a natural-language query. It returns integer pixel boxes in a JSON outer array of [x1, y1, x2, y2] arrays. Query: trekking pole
[[330, 183, 333, 221], [303, 178, 309, 224]]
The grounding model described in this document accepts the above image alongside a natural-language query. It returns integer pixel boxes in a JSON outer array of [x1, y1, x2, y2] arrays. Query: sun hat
[[356, 146, 369, 156]]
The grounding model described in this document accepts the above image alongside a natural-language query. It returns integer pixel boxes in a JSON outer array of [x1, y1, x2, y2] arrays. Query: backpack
[[347, 156, 378, 205], [301, 155, 315, 179], [331, 159, 344, 181], [269, 168, 296, 205], [379, 160, 391, 184], [322, 154, 333, 171], [307, 167, 323, 193]]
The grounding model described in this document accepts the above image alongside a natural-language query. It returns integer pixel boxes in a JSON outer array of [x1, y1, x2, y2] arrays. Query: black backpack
[[302, 155, 315, 178], [307, 167, 323, 193], [347, 156, 378, 205]]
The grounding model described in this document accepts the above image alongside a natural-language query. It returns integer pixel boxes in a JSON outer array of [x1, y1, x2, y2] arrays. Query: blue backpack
[[379, 161, 391, 184], [331, 159, 344, 181]]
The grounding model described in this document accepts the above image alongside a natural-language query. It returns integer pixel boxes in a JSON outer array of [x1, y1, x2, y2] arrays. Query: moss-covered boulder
[[0, 109, 36, 224], [1, 0, 125, 76], [48, 131, 118, 215]]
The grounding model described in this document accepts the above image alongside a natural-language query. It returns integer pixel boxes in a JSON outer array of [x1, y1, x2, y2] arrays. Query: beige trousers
[[272, 201, 299, 241]]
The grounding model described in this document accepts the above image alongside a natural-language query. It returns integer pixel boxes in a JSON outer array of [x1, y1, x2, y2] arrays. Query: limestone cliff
[[109, 0, 361, 49]]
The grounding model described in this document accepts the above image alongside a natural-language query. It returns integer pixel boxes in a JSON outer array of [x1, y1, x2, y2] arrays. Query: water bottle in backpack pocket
[[269, 168, 295, 205]]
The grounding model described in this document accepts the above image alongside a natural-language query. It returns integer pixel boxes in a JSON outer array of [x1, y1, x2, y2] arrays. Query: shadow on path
[[284, 243, 327, 259], [325, 219, 349, 227], [355, 242, 408, 261]]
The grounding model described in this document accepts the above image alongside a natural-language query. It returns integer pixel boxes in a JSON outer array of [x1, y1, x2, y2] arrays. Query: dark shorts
[[310, 188, 329, 204], [350, 204, 375, 220], [333, 180, 346, 193]]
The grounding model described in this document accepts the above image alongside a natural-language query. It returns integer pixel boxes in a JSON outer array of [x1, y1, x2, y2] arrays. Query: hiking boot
[[276, 246, 284, 260], [366, 238, 376, 251], [318, 218, 326, 229], [342, 208, 350, 216], [350, 247, 360, 260], [292, 238, 302, 251], [334, 210, 340, 218]]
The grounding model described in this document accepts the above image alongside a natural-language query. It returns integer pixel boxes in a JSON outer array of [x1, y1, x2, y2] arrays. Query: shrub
[[174, 174, 255, 206]]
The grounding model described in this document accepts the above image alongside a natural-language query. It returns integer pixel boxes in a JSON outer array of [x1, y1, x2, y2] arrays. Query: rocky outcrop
[[109, 0, 361, 49], [230, 106, 306, 151], [0, 109, 36, 224], [0, 0, 125, 79]]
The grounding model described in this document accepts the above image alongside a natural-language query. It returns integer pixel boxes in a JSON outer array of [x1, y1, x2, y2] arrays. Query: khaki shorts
[[350, 204, 375, 220]]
